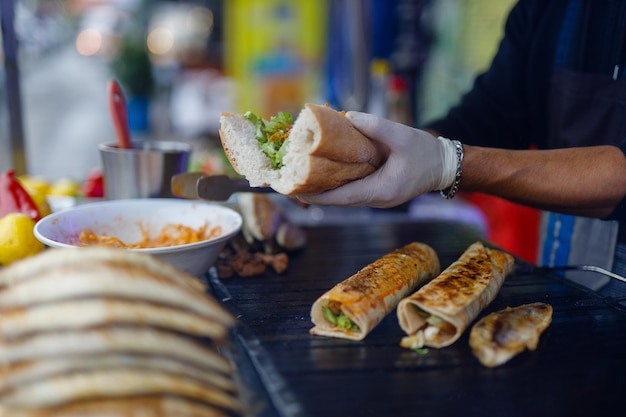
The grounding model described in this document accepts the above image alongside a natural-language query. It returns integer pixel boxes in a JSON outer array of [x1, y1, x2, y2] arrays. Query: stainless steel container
[[99, 141, 191, 199]]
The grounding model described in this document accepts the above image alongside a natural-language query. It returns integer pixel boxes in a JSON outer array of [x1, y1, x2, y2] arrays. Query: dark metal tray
[[208, 220, 626, 417]]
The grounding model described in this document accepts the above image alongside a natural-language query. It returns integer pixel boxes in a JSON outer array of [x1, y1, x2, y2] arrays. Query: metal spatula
[[171, 172, 272, 201], [515, 264, 626, 284]]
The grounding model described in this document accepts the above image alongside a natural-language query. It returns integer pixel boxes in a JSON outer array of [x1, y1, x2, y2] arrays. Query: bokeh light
[[147, 26, 174, 56], [75, 28, 102, 56]]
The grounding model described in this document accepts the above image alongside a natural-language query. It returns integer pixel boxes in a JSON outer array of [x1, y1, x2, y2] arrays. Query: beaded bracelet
[[440, 139, 464, 199]]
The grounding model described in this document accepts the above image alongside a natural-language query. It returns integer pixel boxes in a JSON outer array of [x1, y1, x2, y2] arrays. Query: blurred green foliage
[[110, 35, 154, 97]]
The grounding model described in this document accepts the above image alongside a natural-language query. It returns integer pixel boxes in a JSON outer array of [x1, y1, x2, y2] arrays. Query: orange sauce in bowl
[[77, 222, 223, 249]]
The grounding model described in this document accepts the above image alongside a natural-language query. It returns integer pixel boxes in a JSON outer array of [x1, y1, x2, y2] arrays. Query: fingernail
[[345, 111, 363, 121]]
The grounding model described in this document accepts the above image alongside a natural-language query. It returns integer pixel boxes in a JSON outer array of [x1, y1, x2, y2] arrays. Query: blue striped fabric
[[541, 212, 575, 266]]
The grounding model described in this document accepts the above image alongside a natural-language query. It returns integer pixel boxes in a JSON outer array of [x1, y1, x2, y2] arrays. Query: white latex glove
[[296, 111, 459, 208]]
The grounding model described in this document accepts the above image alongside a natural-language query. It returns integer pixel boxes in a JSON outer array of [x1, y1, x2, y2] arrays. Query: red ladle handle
[[108, 80, 132, 149]]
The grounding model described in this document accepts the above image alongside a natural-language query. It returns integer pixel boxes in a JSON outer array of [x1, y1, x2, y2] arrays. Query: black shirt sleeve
[[423, 1, 566, 150]]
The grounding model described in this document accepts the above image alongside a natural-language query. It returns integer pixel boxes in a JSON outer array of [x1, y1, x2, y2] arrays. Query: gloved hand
[[295, 111, 460, 208]]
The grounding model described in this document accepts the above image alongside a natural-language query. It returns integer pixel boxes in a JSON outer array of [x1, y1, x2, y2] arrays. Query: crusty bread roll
[[219, 103, 385, 194]]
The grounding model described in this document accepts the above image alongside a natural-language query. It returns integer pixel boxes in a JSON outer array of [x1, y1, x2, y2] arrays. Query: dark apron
[[540, 0, 626, 290]]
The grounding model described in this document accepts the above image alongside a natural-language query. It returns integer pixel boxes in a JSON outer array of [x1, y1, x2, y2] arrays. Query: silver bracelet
[[440, 139, 464, 199]]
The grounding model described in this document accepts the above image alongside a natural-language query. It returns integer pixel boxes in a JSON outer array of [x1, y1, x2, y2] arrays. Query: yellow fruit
[[48, 178, 80, 197], [0, 213, 45, 266], [17, 176, 51, 218], [18, 176, 50, 196], [30, 192, 52, 218]]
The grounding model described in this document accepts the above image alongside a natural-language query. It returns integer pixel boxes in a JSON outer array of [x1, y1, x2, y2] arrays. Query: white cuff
[[437, 137, 463, 199]]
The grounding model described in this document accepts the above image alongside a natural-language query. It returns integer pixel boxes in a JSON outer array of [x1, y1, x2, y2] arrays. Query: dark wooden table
[[207, 220, 626, 417]]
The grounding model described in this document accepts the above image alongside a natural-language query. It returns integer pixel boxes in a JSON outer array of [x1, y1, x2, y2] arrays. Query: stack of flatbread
[[0, 247, 243, 417]]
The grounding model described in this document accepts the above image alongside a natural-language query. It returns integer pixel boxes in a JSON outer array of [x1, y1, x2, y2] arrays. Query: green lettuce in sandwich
[[243, 111, 293, 169]]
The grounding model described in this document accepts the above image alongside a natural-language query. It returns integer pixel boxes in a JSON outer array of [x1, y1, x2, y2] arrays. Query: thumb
[[346, 111, 414, 148], [345, 111, 387, 138]]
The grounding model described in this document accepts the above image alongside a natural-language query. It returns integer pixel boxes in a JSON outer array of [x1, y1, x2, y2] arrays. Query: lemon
[[17, 176, 51, 218], [18, 176, 50, 196], [48, 178, 80, 197], [29, 191, 52, 218], [0, 213, 45, 266]]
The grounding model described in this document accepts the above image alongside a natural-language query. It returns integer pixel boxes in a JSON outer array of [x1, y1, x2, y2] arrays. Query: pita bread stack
[[0, 247, 243, 417]]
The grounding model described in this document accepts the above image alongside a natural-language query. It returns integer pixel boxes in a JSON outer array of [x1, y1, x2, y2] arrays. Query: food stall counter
[[207, 219, 626, 417]]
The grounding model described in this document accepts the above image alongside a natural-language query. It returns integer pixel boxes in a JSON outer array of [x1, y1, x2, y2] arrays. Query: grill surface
[[208, 220, 626, 417]]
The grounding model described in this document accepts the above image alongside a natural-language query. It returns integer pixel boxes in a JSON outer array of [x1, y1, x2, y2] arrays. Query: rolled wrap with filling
[[310, 242, 440, 341], [397, 241, 514, 349]]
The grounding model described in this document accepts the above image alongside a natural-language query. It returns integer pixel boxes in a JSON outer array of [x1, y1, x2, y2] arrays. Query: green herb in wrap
[[322, 305, 360, 332], [244, 111, 294, 169]]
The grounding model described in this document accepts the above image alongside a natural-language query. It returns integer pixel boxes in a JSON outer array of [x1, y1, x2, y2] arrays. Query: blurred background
[[1, 0, 539, 262]]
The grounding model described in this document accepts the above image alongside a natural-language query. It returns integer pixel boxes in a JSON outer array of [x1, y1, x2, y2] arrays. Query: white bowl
[[34, 198, 242, 277]]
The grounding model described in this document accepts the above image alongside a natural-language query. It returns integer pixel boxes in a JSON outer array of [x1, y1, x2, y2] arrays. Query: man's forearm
[[460, 145, 626, 218]]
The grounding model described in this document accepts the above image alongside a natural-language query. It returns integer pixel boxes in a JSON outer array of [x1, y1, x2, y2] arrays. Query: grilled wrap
[[0, 246, 207, 293], [310, 242, 440, 341], [0, 353, 237, 393], [398, 241, 514, 349], [0, 368, 243, 413], [0, 266, 233, 328], [0, 298, 229, 340], [0, 396, 230, 417]]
